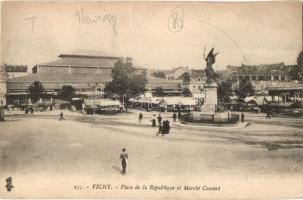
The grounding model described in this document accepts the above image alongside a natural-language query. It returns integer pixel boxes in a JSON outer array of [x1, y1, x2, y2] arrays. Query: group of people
[[138, 112, 173, 135], [157, 120, 170, 136], [25, 107, 34, 114]]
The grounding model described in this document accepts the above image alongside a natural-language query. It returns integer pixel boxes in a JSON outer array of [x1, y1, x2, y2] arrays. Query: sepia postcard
[[0, 1, 302, 199]]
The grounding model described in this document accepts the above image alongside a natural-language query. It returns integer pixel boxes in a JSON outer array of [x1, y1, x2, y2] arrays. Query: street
[[1, 110, 303, 198]]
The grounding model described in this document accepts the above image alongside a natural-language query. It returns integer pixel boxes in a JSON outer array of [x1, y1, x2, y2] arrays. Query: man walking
[[178, 111, 182, 119], [266, 111, 271, 119], [59, 111, 65, 121], [156, 122, 163, 136], [120, 148, 128, 175], [152, 114, 156, 127], [241, 113, 244, 123], [173, 112, 177, 122], [157, 114, 162, 125], [139, 112, 143, 123]]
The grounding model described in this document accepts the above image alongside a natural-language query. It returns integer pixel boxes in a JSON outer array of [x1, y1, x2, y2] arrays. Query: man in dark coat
[[241, 113, 244, 123], [139, 112, 143, 123], [173, 112, 177, 122], [157, 122, 163, 136], [59, 111, 65, 121], [120, 148, 128, 175], [178, 112, 182, 119], [157, 114, 162, 125], [152, 114, 156, 127], [266, 111, 271, 119]]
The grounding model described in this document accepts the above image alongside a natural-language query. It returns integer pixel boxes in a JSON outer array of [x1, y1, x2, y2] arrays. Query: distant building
[[146, 77, 182, 96], [6, 52, 122, 105], [178, 69, 206, 96], [218, 63, 297, 93], [5, 51, 151, 106], [163, 66, 189, 80], [6, 73, 111, 105], [4, 64, 28, 79], [32, 53, 120, 75], [220, 63, 295, 82], [0, 66, 6, 106]]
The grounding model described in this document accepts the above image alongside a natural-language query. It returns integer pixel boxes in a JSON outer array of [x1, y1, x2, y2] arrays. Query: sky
[[1, 1, 302, 71]]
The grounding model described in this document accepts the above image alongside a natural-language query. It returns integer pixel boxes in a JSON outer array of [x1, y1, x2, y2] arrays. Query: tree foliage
[[58, 85, 76, 101], [28, 81, 45, 103], [290, 50, 303, 81], [154, 87, 164, 97], [182, 87, 192, 96], [235, 79, 255, 101], [218, 81, 232, 104], [104, 58, 147, 98], [152, 71, 166, 79]]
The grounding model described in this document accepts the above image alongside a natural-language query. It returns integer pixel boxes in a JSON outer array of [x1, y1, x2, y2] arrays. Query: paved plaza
[[1, 110, 303, 198]]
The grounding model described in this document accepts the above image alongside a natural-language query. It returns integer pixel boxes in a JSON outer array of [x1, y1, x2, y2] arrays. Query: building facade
[[0, 66, 6, 106], [178, 69, 206, 96], [4, 64, 28, 79], [219, 63, 295, 82], [218, 63, 297, 93], [6, 53, 121, 105]]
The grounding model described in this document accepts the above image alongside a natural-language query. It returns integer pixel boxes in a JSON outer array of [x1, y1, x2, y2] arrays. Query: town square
[[0, 1, 302, 199]]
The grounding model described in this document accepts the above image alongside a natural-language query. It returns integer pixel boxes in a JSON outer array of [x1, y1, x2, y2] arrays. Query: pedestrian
[[173, 112, 177, 122], [25, 107, 28, 114], [50, 104, 53, 111], [152, 114, 156, 127], [59, 111, 65, 121], [30, 107, 34, 114], [167, 120, 170, 133], [266, 111, 271, 119], [157, 114, 162, 125], [120, 148, 128, 175], [139, 112, 143, 123], [241, 113, 244, 123], [163, 120, 170, 134], [163, 120, 167, 134], [156, 122, 163, 136], [178, 111, 182, 119]]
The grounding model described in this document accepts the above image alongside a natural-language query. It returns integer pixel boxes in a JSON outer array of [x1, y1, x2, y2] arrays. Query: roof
[[268, 83, 303, 91], [4, 64, 28, 72], [190, 69, 205, 78], [60, 50, 122, 59], [7, 73, 112, 83], [225, 63, 296, 76], [37, 56, 119, 69], [36, 50, 123, 68], [146, 77, 181, 90]]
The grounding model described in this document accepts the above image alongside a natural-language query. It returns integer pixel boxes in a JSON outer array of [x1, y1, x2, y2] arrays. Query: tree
[[28, 81, 45, 103], [154, 87, 164, 97], [104, 58, 147, 105], [218, 81, 232, 104], [182, 87, 192, 96], [235, 79, 255, 102], [152, 71, 166, 79], [290, 50, 303, 81], [58, 85, 76, 102]]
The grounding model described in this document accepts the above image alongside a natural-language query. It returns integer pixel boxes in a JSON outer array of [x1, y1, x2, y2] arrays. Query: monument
[[201, 48, 219, 114], [184, 47, 238, 124]]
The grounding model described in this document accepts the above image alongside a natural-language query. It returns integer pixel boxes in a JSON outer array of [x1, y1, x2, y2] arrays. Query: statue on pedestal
[[203, 47, 219, 84]]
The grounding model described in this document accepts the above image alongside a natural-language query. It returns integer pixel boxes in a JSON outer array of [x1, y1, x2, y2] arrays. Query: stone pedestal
[[201, 81, 218, 114]]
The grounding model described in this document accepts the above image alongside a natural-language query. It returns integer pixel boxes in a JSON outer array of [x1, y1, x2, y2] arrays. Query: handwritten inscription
[[24, 16, 38, 34], [168, 8, 184, 33], [75, 8, 117, 36]]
